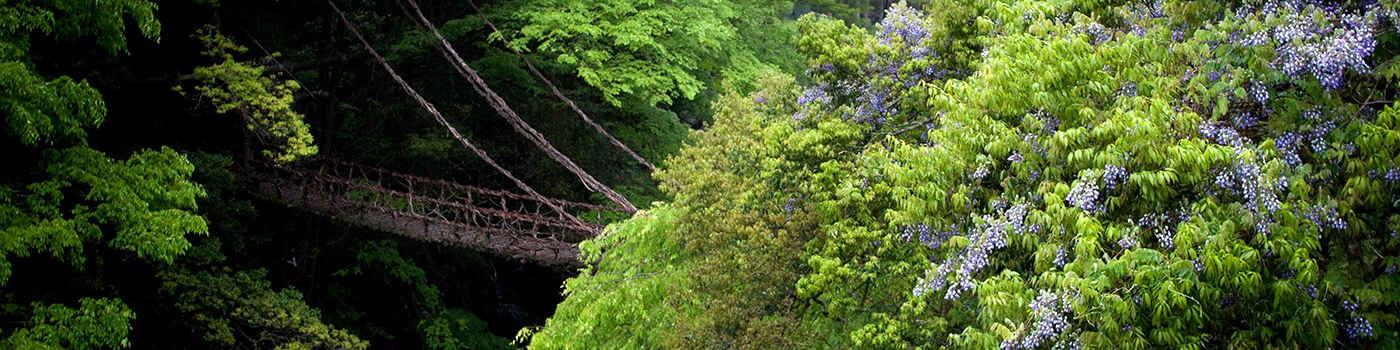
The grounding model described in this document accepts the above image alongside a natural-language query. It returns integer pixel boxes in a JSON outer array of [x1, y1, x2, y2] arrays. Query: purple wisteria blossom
[[796, 5, 953, 126], [1136, 209, 1192, 249], [1001, 290, 1081, 350], [1212, 150, 1283, 234], [914, 204, 1034, 300], [1235, 1, 1380, 89], [1104, 164, 1128, 190], [1342, 301, 1374, 338], [1066, 179, 1101, 213]]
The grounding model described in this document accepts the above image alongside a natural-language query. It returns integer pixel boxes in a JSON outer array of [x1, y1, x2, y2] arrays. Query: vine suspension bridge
[[234, 157, 629, 267], [233, 0, 650, 268]]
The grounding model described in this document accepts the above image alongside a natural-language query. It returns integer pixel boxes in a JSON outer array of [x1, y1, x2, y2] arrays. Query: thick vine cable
[[324, 0, 594, 231], [457, 0, 655, 171], [396, 0, 637, 213]]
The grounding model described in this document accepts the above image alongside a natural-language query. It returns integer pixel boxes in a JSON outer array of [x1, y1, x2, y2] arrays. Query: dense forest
[[4, 0, 1400, 348]]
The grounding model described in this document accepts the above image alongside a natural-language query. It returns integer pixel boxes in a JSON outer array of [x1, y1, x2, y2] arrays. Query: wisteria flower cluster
[[1001, 290, 1079, 350], [1135, 209, 1192, 249], [1103, 164, 1128, 190], [795, 5, 953, 125], [1066, 177, 1101, 213], [1376, 168, 1400, 183], [971, 163, 992, 181], [1296, 203, 1347, 233], [1211, 149, 1284, 234], [1076, 22, 1112, 45], [1235, 0, 1380, 89], [902, 223, 958, 249], [793, 84, 833, 121], [1199, 121, 1249, 147], [1005, 203, 1042, 236], [1121, 0, 1167, 37], [1275, 108, 1338, 166], [1342, 301, 1374, 338], [914, 205, 1030, 300], [1052, 246, 1071, 267], [879, 5, 932, 54], [1117, 231, 1139, 249]]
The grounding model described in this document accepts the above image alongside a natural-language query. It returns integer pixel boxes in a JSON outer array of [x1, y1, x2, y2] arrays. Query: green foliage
[[159, 269, 368, 350], [181, 26, 317, 163], [798, 0, 875, 26], [512, 0, 801, 107], [611, 102, 691, 168], [0, 2, 223, 349], [538, 0, 1400, 348], [0, 2, 204, 279], [0, 0, 159, 56], [529, 71, 865, 348], [0, 146, 207, 284], [653, 71, 854, 348], [1, 0, 160, 147], [2, 298, 135, 350], [0, 62, 105, 146], [523, 204, 690, 349], [336, 240, 511, 350], [419, 308, 510, 350]]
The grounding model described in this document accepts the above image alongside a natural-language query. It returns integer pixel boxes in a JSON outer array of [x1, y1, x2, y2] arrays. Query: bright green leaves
[[796, 16, 878, 75], [0, 63, 105, 147], [0, 147, 207, 284], [419, 308, 510, 350], [531, 72, 841, 348], [1, 0, 161, 147], [49, 147, 207, 263], [1, 0, 206, 281], [1, 298, 135, 350], [159, 269, 368, 350], [537, 0, 1400, 348], [782, 0, 1397, 348], [182, 26, 317, 163], [0, 0, 159, 55], [515, 0, 734, 106], [525, 205, 689, 349], [514, 0, 796, 107]]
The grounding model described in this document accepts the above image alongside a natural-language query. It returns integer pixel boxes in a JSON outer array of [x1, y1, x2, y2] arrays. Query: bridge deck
[[235, 157, 625, 267]]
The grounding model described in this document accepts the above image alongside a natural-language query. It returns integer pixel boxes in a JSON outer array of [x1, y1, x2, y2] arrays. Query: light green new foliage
[[0, 63, 104, 146], [529, 71, 866, 348], [0, 0, 159, 55], [0, 146, 207, 348], [523, 205, 689, 349], [183, 26, 317, 163], [513, 0, 799, 107], [1, 147, 207, 283], [538, 0, 1400, 348], [793, 1, 1400, 348]]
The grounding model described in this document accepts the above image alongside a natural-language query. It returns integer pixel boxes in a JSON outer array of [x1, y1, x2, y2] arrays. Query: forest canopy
[[528, 0, 1400, 348]]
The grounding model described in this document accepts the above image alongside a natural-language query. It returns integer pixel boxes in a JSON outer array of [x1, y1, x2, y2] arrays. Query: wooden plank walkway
[[234, 157, 626, 267]]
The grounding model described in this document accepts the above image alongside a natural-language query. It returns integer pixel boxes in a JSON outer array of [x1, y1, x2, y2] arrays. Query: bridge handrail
[[303, 157, 623, 213], [294, 170, 603, 239]]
